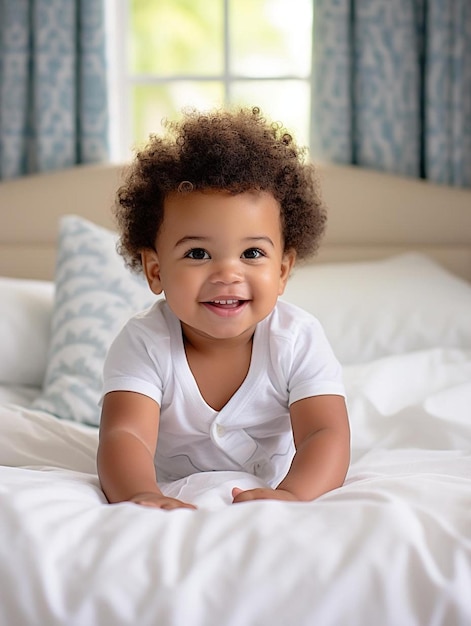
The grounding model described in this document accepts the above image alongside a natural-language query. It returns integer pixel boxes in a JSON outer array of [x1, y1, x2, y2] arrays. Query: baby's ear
[[278, 248, 296, 295], [141, 249, 164, 295]]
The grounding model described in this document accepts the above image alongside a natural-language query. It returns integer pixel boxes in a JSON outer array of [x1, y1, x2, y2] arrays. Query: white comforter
[[1, 348, 470, 626]]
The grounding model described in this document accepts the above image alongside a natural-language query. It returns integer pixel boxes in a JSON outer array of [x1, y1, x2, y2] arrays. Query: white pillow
[[0, 277, 54, 386], [282, 253, 471, 364], [32, 216, 156, 426]]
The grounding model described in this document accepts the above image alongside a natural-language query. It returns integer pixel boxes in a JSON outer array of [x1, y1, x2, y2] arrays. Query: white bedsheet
[[0, 383, 40, 407], [1, 348, 470, 626]]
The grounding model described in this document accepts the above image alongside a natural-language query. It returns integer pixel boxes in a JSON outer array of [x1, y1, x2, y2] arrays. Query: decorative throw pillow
[[32, 215, 157, 426]]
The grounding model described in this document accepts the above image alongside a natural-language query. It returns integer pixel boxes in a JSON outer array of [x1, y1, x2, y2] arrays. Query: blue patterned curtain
[[0, 0, 109, 180], [313, 0, 471, 187]]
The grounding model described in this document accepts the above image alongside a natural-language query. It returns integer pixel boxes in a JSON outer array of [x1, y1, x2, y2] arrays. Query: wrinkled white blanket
[[1, 348, 470, 626]]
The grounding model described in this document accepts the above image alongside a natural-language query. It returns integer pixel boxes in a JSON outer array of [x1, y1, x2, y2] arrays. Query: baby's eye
[[185, 248, 210, 260], [242, 248, 265, 259]]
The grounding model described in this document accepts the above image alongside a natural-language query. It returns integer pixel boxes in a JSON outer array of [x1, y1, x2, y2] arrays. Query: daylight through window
[[109, 0, 313, 159]]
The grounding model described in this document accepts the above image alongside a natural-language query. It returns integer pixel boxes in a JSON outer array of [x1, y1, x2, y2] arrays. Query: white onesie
[[102, 299, 345, 486]]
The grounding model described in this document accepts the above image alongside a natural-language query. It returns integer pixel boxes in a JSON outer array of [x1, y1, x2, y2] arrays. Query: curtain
[[0, 0, 109, 180], [312, 0, 471, 187]]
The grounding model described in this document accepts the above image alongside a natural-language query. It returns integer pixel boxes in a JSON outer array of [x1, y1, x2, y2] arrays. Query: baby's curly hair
[[115, 106, 326, 271]]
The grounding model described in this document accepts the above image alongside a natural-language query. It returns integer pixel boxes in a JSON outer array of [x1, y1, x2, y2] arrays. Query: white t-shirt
[[102, 299, 345, 486]]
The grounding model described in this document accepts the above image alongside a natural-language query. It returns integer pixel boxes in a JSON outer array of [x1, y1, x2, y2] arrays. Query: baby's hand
[[129, 492, 197, 510], [231, 487, 298, 503]]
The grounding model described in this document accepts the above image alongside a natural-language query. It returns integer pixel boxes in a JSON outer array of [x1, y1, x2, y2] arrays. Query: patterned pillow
[[32, 215, 157, 426]]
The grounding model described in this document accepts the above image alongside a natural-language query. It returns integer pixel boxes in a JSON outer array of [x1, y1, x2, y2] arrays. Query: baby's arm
[[232, 394, 350, 503], [97, 391, 196, 510]]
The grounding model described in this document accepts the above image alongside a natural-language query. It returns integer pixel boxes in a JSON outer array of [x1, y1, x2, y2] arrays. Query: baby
[[97, 107, 350, 510]]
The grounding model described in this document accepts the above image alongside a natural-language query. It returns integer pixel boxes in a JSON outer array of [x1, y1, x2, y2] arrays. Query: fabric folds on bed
[[1, 347, 470, 626]]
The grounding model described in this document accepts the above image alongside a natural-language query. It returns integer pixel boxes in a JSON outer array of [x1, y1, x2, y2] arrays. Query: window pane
[[132, 82, 225, 148], [130, 0, 224, 75], [231, 80, 310, 149], [229, 0, 312, 77]]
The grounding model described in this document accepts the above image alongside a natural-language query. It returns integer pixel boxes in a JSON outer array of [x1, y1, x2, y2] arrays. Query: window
[[107, 0, 313, 160]]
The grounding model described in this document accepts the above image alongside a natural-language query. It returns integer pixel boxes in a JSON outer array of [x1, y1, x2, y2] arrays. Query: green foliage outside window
[[129, 0, 312, 150]]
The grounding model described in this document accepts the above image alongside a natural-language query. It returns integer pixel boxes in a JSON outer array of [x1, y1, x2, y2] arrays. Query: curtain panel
[[313, 0, 471, 187], [0, 0, 109, 180]]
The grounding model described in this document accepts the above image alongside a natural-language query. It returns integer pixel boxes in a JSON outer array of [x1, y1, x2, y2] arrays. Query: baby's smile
[[207, 298, 246, 307], [211, 299, 242, 306], [202, 299, 249, 316]]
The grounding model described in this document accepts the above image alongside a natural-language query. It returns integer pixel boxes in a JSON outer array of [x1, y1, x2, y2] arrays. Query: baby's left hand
[[232, 487, 298, 503]]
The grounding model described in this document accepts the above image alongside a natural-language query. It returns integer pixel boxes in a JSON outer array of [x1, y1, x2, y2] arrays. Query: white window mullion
[[105, 0, 133, 161], [223, 0, 231, 104]]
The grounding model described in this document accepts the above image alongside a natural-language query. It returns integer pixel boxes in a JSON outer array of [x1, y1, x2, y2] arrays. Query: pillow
[[32, 215, 157, 426], [0, 277, 54, 387], [281, 253, 471, 364]]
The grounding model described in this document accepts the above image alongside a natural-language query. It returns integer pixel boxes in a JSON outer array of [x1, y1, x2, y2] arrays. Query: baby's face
[[142, 189, 295, 345]]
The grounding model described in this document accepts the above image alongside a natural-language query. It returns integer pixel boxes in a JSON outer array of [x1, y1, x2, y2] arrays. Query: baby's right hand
[[129, 492, 197, 511]]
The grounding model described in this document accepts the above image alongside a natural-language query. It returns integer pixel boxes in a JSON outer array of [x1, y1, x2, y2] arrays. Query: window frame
[[106, 0, 313, 161]]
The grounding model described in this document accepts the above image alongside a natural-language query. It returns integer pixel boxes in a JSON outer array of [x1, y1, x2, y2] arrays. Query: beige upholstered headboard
[[1, 162, 470, 281]]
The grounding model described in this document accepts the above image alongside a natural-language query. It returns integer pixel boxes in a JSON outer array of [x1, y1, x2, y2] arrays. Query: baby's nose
[[210, 259, 243, 283]]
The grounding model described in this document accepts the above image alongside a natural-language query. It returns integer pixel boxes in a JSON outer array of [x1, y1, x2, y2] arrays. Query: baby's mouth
[[202, 298, 250, 317], [207, 299, 245, 309]]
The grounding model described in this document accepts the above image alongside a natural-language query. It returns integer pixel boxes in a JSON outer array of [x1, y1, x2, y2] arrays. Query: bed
[[0, 162, 470, 626]]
